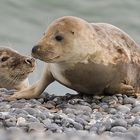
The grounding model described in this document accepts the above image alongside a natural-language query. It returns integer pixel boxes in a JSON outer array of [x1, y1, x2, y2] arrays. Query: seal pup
[[0, 47, 35, 91], [4, 16, 140, 100]]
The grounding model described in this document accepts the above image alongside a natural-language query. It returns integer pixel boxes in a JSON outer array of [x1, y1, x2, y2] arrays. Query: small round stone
[[107, 108, 117, 114], [16, 117, 27, 126], [112, 119, 127, 127], [116, 105, 130, 113], [131, 106, 140, 113], [72, 122, 83, 130], [123, 97, 136, 105], [28, 122, 46, 132], [24, 108, 37, 116], [5, 118, 17, 127], [111, 126, 127, 133], [133, 116, 140, 125]]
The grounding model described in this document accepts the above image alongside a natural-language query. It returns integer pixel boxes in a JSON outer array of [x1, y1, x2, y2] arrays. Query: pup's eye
[[1, 56, 9, 62], [55, 35, 64, 42]]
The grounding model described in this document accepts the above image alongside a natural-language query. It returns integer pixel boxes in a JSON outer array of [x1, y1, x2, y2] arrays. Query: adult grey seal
[[4, 16, 140, 100]]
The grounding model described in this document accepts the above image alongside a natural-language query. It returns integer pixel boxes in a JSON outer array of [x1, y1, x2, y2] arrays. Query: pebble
[[46, 123, 60, 132], [28, 122, 46, 132], [131, 106, 140, 113], [112, 119, 127, 127], [24, 108, 37, 116], [123, 97, 136, 105], [107, 108, 117, 114], [72, 122, 83, 130], [16, 117, 27, 126], [116, 105, 130, 113], [111, 126, 127, 133], [5, 118, 17, 127], [133, 116, 140, 125]]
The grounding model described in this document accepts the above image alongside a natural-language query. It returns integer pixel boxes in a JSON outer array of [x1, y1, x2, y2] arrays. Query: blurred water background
[[0, 0, 140, 95]]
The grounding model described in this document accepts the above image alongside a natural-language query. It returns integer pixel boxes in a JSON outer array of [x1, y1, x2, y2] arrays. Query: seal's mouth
[[32, 50, 60, 63], [35, 55, 60, 63]]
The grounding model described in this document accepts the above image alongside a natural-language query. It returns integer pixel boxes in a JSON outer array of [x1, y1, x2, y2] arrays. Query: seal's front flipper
[[1, 65, 55, 101]]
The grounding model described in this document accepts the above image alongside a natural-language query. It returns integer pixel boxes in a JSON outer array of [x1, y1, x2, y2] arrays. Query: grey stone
[[37, 98, 44, 103], [91, 104, 100, 109], [72, 122, 83, 130], [28, 122, 46, 132], [42, 119, 52, 126], [108, 108, 117, 114], [26, 116, 40, 123], [89, 126, 98, 133], [133, 100, 140, 107], [97, 125, 106, 134], [112, 119, 127, 127], [133, 116, 140, 125], [118, 97, 123, 104], [29, 99, 41, 105], [75, 117, 87, 125], [46, 123, 60, 132], [77, 114, 90, 122], [69, 104, 92, 113], [111, 126, 127, 133], [103, 119, 112, 131], [5, 118, 17, 127], [11, 103, 26, 108], [116, 105, 130, 113], [131, 106, 140, 113], [0, 113, 5, 120], [11, 109, 28, 115], [123, 97, 136, 105], [102, 96, 117, 104], [24, 108, 37, 116], [63, 127, 76, 133], [36, 112, 46, 120]]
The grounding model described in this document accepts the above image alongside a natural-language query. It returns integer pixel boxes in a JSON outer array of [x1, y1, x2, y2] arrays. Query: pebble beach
[[0, 89, 140, 140]]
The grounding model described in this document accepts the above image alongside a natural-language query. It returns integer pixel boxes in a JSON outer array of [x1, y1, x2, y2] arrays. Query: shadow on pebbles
[[0, 88, 140, 140]]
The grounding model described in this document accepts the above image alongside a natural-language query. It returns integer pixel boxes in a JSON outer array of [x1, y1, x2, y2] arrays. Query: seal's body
[[5, 16, 140, 100], [47, 22, 140, 95], [0, 47, 35, 91]]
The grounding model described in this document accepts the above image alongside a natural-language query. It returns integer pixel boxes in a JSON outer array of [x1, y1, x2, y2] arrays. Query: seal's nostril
[[24, 58, 33, 66], [32, 45, 39, 54]]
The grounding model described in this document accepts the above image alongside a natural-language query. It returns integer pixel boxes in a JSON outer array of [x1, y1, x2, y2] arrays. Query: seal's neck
[[0, 76, 29, 91]]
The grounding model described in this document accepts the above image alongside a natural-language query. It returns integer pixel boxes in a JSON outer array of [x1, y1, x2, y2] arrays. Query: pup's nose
[[24, 57, 35, 66], [32, 45, 40, 54]]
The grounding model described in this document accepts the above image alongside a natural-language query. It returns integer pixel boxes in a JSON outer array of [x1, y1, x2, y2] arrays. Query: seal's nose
[[24, 57, 35, 66], [32, 45, 40, 54]]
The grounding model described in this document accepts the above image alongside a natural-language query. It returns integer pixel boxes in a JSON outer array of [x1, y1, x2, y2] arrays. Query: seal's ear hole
[[1, 56, 9, 62], [70, 31, 74, 35], [55, 35, 64, 42]]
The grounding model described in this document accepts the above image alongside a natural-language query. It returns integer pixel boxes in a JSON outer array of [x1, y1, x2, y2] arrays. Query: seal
[[5, 16, 140, 100], [0, 47, 35, 91]]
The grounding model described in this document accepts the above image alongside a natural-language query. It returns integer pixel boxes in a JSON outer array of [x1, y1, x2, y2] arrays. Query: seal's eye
[[55, 35, 64, 42], [1, 56, 9, 62]]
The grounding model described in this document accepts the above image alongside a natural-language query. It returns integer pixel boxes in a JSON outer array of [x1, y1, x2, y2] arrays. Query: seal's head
[[32, 16, 93, 63], [0, 47, 35, 89]]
